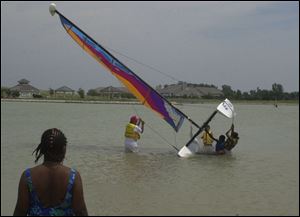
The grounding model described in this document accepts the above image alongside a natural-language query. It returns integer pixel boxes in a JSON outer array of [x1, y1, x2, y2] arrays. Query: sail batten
[[56, 10, 187, 132]]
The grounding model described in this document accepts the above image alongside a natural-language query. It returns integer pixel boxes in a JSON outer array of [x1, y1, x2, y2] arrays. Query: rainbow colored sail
[[56, 12, 185, 132]]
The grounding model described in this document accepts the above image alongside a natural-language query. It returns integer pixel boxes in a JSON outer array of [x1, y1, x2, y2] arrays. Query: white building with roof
[[9, 79, 40, 98], [55, 86, 75, 96]]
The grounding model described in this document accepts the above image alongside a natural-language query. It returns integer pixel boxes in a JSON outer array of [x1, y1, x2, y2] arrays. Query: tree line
[[219, 83, 298, 101], [1, 82, 298, 101]]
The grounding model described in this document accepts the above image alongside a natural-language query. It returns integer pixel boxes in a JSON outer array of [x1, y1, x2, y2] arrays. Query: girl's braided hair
[[32, 128, 67, 163]]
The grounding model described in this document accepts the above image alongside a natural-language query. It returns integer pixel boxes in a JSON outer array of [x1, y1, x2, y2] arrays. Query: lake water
[[1, 101, 299, 215]]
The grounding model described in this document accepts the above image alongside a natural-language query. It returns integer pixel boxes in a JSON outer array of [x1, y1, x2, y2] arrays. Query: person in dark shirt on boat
[[224, 124, 239, 151], [215, 135, 226, 154], [205, 129, 226, 155], [13, 128, 88, 216]]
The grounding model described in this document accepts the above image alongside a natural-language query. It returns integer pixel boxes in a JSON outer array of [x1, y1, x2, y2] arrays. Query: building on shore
[[89, 86, 133, 98], [9, 79, 40, 98], [196, 86, 224, 98], [55, 86, 75, 97], [156, 82, 224, 98], [89, 83, 223, 99]]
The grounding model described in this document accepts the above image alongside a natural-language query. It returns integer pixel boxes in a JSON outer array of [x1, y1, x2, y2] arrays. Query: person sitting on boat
[[200, 125, 215, 153], [200, 125, 213, 144], [224, 124, 239, 151], [215, 135, 226, 155], [204, 130, 226, 155], [124, 115, 144, 153]]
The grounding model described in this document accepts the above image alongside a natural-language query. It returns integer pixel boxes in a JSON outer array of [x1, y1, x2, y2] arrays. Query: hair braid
[[32, 128, 67, 164]]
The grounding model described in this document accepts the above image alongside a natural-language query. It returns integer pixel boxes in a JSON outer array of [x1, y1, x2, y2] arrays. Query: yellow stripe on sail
[[114, 74, 151, 108]]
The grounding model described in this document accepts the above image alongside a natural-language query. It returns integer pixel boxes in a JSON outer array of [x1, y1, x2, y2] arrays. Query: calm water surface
[[1, 101, 299, 215]]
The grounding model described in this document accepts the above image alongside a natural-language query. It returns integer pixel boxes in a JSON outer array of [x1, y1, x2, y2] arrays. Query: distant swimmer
[[13, 128, 88, 216], [224, 124, 239, 151], [124, 115, 145, 153]]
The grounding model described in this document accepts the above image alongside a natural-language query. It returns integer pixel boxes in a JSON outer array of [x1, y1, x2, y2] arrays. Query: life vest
[[124, 123, 140, 140], [201, 131, 213, 145]]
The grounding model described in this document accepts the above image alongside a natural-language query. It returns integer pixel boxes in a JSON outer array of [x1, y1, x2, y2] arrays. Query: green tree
[[11, 90, 20, 98], [242, 91, 250, 100], [222, 85, 234, 98], [78, 88, 85, 99], [256, 87, 262, 100], [272, 83, 284, 100], [260, 89, 271, 100], [249, 90, 256, 100], [1, 87, 10, 98], [87, 89, 98, 96], [49, 88, 54, 97], [236, 89, 242, 100]]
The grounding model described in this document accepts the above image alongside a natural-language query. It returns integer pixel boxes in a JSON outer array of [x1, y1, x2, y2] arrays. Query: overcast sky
[[1, 1, 299, 92]]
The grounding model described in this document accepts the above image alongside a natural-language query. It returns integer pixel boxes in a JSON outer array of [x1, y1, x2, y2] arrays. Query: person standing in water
[[13, 128, 88, 216], [124, 115, 145, 153]]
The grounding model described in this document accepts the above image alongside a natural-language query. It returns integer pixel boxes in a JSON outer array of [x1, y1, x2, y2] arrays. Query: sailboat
[[49, 3, 235, 157]]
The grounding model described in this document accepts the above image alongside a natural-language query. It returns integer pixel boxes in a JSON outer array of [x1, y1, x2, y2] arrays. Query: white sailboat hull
[[178, 138, 231, 158], [177, 139, 199, 158]]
